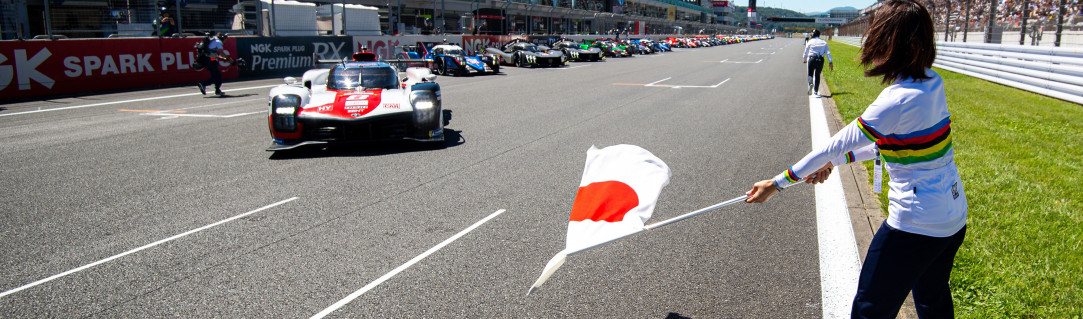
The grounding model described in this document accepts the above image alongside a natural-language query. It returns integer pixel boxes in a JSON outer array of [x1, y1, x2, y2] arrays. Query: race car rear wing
[[313, 58, 429, 72]]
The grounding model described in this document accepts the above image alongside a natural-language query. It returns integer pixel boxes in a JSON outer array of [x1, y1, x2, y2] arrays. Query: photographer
[[155, 12, 176, 37]]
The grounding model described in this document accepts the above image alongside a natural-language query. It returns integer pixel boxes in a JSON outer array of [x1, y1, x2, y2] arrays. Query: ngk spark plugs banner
[[0, 38, 238, 100], [234, 36, 352, 77], [461, 35, 527, 55]]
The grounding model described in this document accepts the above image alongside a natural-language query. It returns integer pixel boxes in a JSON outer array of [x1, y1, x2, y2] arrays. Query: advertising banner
[[461, 35, 525, 55], [234, 36, 352, 77], [528, 36, 560, 46], [0, 37, 238, 100], [350, 35, 524, 58]]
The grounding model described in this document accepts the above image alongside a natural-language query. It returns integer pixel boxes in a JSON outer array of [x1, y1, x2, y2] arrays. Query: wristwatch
[[772, 180, 783, 192]]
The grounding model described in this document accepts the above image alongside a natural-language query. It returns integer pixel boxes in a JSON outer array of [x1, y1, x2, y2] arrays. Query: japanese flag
[[566, 145, 671, 252], [528, 144, 671, 294]]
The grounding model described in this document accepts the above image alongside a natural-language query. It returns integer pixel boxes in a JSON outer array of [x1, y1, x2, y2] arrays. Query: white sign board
[[816, 18, 848, 24]]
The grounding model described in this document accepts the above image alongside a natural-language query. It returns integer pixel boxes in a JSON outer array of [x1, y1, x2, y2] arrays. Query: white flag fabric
[[566, 145, 671, 253]]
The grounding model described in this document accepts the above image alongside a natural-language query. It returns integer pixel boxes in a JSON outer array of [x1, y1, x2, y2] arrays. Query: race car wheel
[[439, 63, 448, 76], [515, 54, 525, 68]]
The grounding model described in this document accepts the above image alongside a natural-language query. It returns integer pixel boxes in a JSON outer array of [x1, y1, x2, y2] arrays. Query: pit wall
[[0, 34, 742, 100]]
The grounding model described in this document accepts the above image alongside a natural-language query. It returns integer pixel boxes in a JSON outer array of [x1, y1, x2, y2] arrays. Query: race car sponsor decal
[[383, 103, 400, 109], [334, 90, 382, 117]]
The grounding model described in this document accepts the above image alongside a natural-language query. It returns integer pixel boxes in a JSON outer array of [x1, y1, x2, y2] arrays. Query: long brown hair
[[860, 0, 936, 84]]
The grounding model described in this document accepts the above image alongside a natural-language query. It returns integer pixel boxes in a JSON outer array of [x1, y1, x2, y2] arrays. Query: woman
[[744, 1, 968, 317]]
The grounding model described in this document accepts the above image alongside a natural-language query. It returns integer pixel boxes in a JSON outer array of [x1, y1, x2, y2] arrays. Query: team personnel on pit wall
[[746, 1, 968, 318], [802, 29, 833, 97]]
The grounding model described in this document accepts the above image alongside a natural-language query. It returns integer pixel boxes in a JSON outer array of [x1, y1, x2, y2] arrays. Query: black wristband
[[773, 180, 783, 192]]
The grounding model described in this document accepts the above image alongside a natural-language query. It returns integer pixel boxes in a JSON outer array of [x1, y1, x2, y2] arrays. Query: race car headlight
[[413, 100, 434, 110], [409, 90, 440, 125], [274, 106, 296, 115], [271, 94, 301, 132]]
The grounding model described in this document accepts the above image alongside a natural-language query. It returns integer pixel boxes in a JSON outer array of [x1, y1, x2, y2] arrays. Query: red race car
[[266, 52, 446, 151]]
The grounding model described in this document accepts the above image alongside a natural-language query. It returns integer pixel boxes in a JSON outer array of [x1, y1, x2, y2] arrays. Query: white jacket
[[774, 69, 967, 237]]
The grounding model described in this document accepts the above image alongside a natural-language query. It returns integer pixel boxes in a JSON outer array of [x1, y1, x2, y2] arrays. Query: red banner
[[0, 37, 239, 100]]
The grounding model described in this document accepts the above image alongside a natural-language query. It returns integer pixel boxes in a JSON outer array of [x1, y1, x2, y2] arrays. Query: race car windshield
[[521, 45, 539, 53], [360, 67, 397, 89], [445, 48, 465, 55], [329, 67, 362, 90]]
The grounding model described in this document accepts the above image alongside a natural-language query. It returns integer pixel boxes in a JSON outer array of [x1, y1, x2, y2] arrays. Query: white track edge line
[[809, 96, 863, 318], [0, 197, 298, 298], [0, 84, 278, 118], [311, 208, 507, 319]]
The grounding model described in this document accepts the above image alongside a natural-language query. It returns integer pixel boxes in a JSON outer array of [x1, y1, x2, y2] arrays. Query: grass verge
[[825, 40, 1083, 318]]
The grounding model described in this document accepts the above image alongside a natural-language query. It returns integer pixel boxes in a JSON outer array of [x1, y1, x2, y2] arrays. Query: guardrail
[[933, 42, 1083, 104], [834, 36, 1083, 105]]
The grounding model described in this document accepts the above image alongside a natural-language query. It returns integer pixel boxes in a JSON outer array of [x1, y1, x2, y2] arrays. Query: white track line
[[809, 96, 862, 318], [0, 197, 298, 298], [144, 111, 264, 118], [0, 84, 278, 118], [311, 209, 508, 319]]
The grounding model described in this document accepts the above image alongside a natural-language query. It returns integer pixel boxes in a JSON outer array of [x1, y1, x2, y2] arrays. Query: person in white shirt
[[196, 32, 232, 96], [746, 1, 967, 318], [802, 29, 833, 97]]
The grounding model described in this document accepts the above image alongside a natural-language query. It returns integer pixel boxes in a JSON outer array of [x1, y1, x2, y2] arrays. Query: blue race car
[[427, 44, 499, 76]]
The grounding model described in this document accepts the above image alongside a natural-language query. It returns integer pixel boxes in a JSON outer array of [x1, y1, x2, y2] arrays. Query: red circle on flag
[[569, 181, 640, 222]]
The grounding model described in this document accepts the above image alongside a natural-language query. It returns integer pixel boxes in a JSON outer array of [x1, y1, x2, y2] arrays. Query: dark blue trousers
[[807, 57, 824, 93], [852, 222, 967, 319], [198, 56, 222, 91]]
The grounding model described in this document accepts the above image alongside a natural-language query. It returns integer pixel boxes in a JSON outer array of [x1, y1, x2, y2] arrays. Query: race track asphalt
[[0, 37, 831, 318]]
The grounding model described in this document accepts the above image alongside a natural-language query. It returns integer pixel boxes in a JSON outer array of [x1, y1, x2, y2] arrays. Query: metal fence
[[2, 0, 253, 39], [1, 0, 737, 41], [836, 0, 1083, 47], [0, 0, 385, 40], [834, 35, 1083, 105], [933, 41, 1083, 104]]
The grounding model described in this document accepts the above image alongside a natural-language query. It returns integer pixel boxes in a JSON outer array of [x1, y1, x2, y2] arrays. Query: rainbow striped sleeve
[[856, 117, 884, 142], [783, 167, 801, 183], [874, 117, 953, 165], [844, 151, 857, 164]]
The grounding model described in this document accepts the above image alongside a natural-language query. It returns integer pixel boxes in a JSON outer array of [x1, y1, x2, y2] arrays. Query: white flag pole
[[527, 194, 750, 294]]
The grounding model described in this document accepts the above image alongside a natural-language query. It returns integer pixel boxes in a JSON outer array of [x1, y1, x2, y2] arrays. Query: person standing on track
[[745, 1, 968, 318], [196, 32, 232, 96], [802, 29, 833, 97]]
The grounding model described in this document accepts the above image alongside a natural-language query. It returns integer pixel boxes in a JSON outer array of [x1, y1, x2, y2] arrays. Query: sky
[[730, 0, 880, 14]]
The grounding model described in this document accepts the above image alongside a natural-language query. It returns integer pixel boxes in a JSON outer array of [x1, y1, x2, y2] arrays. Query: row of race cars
[[409, 36, 764, 75], [265, 35, 774, 152]]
